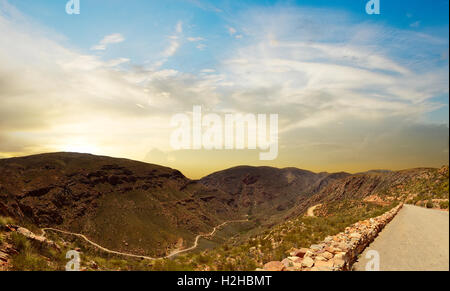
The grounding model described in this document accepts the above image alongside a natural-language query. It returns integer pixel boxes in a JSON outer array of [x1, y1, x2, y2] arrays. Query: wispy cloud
[[106, 58, 130, 67], [0, 2, 448, 176], [227, 26, 243, 39], [410, 21, 421, 28], [187, 36, 204, 42], [91, 33, 125, 51], [155, 21, 184, 67], [227, 26, 237, 36], [0, 9, 217, 158], [185, 0, 222, 13], [196, 44, 206, 50], [218, 7, 448, 132], [175, 21, 183, 34]]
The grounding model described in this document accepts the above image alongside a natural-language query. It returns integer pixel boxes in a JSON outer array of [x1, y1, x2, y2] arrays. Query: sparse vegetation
[[0, 200, 398, 271], [5, 231, 69, 271], [0, 216, 14, 228], [1, 154, 447, 271], [120, 200, 399, 271]]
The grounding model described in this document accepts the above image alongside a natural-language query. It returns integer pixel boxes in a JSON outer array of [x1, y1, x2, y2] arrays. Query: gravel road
[[41, 219, 248, 260], [306, 204, 321, 217], [354, 204, 449, 271]]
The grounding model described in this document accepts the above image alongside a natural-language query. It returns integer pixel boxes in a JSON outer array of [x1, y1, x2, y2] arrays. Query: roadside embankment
[[261, 203, 403, 271]]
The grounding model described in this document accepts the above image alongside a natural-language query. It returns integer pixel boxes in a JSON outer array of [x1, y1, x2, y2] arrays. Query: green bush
[[7, 231, 69, 271], [10, 232, 30, 251], [439, 201, 449, 209], [426, 201, 434, 208], [7, 232, 52, 271], [0, 217, 14, 228], [11, 252, 51, 271], [196, 254, 211, 264]]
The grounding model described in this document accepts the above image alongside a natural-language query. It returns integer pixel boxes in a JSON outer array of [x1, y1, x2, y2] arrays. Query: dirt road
[[164, 219, 248, 258], [354, 205, 449, 271], [306, 204, 321, 217], [41, 219, 248, 260]]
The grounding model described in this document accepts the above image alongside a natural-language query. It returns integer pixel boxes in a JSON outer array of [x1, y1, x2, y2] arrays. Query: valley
[[0, 153, 448, 271]]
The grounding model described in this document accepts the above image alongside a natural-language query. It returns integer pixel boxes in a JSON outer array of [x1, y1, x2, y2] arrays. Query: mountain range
[[0, 152, 447, 257]]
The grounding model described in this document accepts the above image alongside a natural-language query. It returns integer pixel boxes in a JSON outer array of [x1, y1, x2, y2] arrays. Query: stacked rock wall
[[262, 203, 403, 271]]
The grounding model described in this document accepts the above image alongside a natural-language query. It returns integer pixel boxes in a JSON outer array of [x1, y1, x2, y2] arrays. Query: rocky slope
[[307, 166, 449, 210], [0, 152, 447, 262], [200, 166, 349, 222], [262, 204, 404, 271], [0, 153, 344, 257], [0, 153, 240, 256]]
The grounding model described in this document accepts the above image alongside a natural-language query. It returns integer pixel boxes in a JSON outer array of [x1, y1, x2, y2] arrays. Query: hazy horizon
[[2, 150, 448, 180]]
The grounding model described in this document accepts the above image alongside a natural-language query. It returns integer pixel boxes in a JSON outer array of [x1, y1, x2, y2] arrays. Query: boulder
[[292, 262, 303, 269], [324, 236, 333, 243], [314, 260, 334, 271], [332, 259, 346, 270], [322, 251, 334, 260], [325, 246, 338, 254], [304, 250, 315, 258], [310, 244, 324, 251], [263, 261, 285, 271], [334, 252, 347, 261], [350, 233, 362, 239], [301, 256, 314, 268], [281, 258, 292, 268], [315, 256, 327, 261], [292, 248, 309, 258], [16, 227, 59, 250], [0, 251, 8, 262]]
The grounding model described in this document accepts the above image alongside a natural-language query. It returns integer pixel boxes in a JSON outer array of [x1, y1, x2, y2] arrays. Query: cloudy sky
[[0, 0, 448, 178]]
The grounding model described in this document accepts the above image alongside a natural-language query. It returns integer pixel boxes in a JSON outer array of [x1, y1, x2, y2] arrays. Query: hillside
[[0, 153, 448, 271], [0, 153, 343, 257], [199, 166, 349, 223], [0, 153, 241, 256], [307, 166, 449, 211], [161, 166, 448, 271]]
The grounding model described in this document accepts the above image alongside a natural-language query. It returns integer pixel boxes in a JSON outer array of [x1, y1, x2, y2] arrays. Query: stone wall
[[262, 203, 403, 271]]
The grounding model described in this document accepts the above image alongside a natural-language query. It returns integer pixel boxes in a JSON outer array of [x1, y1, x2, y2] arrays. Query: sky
[[0, 0, 449, 178]]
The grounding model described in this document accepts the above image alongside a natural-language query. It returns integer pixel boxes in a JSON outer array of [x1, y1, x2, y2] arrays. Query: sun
[[61, 141, 99, 154]]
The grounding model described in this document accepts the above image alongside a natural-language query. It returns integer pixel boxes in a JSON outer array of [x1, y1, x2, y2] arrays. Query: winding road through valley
[[41, 219, 248, 260], [306, 204, 322, 217], [354, 205, 449, 271]]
